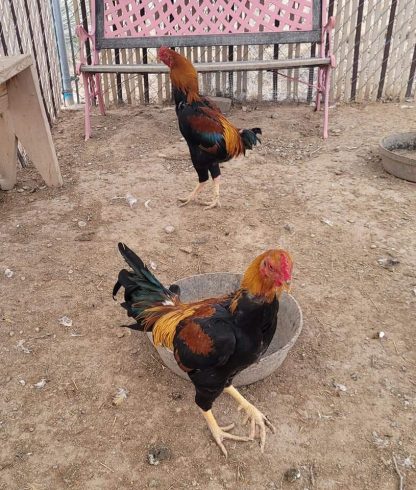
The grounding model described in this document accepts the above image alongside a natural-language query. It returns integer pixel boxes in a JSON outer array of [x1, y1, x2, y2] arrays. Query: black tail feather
[[240, 127, 262, 151], [113, 243, 173, 323]]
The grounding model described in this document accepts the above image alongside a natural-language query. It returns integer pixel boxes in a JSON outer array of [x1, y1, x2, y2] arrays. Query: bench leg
[[315, 67, 323, 112], [95, 74, 106, 116], [0, 111, 18, 190], [7, 65, 63, 187], [323, 65, 332, 140], [82, 72, 92, 141]]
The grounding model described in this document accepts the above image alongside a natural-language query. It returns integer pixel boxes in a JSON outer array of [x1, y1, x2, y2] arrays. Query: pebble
[[284, 468, 301, 482], [58, 316, 73, 327], [164, 225, 175, 234], [147, 446, 171, 465], [78, 220, 87, 228], [9, 331, 15, 337], [117, 330, 125, 338], [4, 268, 14, 278], [284, 223, 294, 232], [35, 327, 40, 333], [333, 382, 347, 392], [180, 247, 192, 254]]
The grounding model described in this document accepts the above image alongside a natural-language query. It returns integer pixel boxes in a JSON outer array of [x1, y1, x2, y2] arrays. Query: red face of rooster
[[259, 250, 293, 290], [157, 46, 174, 67]]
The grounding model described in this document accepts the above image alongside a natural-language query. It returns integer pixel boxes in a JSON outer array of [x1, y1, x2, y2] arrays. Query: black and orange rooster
[[158, 47, 261, 209], [113, 243, 293, 456]]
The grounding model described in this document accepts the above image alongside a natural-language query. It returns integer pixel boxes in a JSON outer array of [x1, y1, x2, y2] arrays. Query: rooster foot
[[178, 197, 192, 207], [178, 182, 207, 207], [201, 410, 252, 458], [224, 385, 275, 452], [238, 402, 275, 452], [203, 198, 221, 210]]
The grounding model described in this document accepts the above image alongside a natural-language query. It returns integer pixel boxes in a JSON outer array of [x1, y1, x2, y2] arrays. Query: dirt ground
[[1, 101, 415, 490]]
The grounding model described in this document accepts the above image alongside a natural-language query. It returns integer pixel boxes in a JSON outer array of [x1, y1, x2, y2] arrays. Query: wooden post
[[0, 100, 18, 190]]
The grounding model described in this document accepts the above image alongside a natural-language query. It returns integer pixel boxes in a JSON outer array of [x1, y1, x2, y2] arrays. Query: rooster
[[113, 243, 293, 456], [158, 47, 261, 209]]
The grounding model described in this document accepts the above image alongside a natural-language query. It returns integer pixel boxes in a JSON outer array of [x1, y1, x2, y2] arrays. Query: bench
[[76, 0, 335, 141]]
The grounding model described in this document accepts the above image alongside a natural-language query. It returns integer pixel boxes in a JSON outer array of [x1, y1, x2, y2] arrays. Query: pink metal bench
[[77, 1, 335, 141]]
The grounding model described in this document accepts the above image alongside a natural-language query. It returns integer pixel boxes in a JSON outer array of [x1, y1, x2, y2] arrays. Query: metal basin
[[379, 132, 416, 182], [147, 273, 303, 387]]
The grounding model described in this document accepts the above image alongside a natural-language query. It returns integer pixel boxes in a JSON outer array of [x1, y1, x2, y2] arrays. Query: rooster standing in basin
[[113, 243, 293, 456], [158, 47, 261, 209]]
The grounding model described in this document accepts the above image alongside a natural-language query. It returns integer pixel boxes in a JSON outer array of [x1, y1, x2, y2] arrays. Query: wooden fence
[[0, 0, 62, 123], [67, 0, 416, 106], [1, 0, 416, 116]]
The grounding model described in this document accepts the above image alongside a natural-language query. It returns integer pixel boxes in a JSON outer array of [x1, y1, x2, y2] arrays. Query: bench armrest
[[75, 25, 96, 74]]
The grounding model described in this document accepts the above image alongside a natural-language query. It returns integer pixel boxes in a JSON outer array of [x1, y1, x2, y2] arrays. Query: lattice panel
[[103, 0, 314, 39]]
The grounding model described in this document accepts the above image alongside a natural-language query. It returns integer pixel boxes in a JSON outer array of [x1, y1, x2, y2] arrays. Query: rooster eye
[[268, 263, 273, 271]]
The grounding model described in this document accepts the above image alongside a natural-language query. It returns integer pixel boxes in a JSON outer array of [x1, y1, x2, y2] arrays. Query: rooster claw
[[203, 199, 221, 210], [178, 199, 191, 207]]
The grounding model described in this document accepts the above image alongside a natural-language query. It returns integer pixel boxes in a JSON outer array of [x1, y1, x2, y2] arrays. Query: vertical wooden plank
[[156, 45, 163, 104], [46, 0, 65, 107], [377, 0, 397, 100], [258, 45, 264, 101], [107, 49, 117, 105], [142, 47, 149, 104], [228, 45, 234, 99], [221, 46, 227, 96], [272, 44, 279, 102], [364, 0, 386, 101], [293, 43, 301, 99], [405, 44, 416, 100], [307, 43, 316, 103], [120, 49, 132, 104], [384, 0, 403, 99], [343, 0, 359, 102], [403, 2, 416, 99], [215, 46, 221, 96], [236, 45, 242, 100], [135, 48, 144, 104], [242, 45, 248, 99], [101, 49, 110, 107], [334, 0, 350, 101], [287, 44, 293, 99], [350, 0, 365, 101], [206, 46, 212, 96], [72, 0, 81, 25], [386, 0, 413, 99], [356, 0, 373, 102]]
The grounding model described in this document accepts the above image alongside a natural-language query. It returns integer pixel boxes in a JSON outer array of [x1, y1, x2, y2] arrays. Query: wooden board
[[81, 58, 332, 75], [7, 64, 62, 187], [0, 54, 32, 85]]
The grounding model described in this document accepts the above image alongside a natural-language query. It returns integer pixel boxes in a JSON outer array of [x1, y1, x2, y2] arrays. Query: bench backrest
[[94, 0, 325, 50]]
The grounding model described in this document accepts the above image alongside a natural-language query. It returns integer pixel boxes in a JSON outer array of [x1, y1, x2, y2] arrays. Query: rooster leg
[[203, 177, 221, 210], [178, 181, 207, 207], [224, 386, 275, 452], [200, 409, 252, 458]]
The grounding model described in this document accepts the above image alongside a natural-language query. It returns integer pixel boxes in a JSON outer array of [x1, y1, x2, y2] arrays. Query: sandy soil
[[1, 101, 415, 490]]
